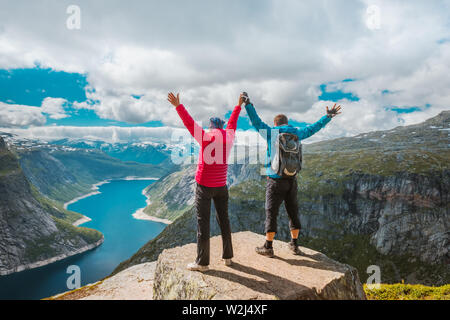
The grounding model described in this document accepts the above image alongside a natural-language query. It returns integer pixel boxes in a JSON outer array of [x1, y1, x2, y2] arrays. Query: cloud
[[41, 97, 69, 119], [0, 0, 449, 140], [0, 102, 46, 127], [1, 125, 185, 144], [0, 98, 69, 127]]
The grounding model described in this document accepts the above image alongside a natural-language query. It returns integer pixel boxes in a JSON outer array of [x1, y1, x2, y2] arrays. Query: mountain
[[114, 111, 450, 286], [1, 134, 174, 203], [0, 136, 103, 275], [50, 138, 174, 165]]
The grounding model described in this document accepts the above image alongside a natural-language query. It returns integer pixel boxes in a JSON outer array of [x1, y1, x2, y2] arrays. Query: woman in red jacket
[[168, 92, 243, 271]]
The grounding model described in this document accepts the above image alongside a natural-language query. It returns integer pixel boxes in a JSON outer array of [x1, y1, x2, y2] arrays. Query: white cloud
[[41, 97, 69, 119], [0, 98, 69, 127], [0, 102, 46, 127], [289, 99, 404, 143], [1, 125, 185, 144], [0, 0, 449, 140]]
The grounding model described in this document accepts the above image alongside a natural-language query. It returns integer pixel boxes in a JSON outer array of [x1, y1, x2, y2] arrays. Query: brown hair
[[274, 114, 288, 126]]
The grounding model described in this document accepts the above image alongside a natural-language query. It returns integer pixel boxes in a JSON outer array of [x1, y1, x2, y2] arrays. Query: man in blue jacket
[[245, 99, 342, 257]]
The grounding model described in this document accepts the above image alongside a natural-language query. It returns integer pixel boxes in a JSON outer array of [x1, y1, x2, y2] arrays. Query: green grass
[[229, 177, 266, 201], [364, 283, 450, 300], [0, 150, 20, 176], [302, 147, 449, 179], [30, 183, 85, 224], [23, 216, 102, 262], [23, 223, 102, 263], [52, 217, 103, 244], [143, 204, 190, 221]]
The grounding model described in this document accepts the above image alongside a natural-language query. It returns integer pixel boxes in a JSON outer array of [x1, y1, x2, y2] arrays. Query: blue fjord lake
[[0, 179, 167, 300]]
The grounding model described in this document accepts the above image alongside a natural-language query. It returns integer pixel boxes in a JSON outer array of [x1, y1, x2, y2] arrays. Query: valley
[[0, 111, 448, 300]]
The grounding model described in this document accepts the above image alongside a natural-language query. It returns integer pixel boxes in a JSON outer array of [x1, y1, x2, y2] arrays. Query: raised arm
[[168, 92, 205, 144], [226, 105, 242, 131], [245, 102, 271, 132], [296, 104, 342, 140], [226, 94, 246, 131]]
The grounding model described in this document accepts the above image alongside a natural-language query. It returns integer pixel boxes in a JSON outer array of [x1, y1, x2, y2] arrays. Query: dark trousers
[[265, 177, 302, 234], [195, 183, 233, 266]]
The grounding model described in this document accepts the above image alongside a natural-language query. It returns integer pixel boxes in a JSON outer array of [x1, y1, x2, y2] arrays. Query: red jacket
[[176, 104, 241, 187]]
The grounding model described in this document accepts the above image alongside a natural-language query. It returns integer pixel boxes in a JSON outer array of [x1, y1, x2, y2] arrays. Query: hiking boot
[[224, 259, 233, 266], [289, 242, 304, 256], [187, 262, 209, 272], [255, 245, 275, 258]]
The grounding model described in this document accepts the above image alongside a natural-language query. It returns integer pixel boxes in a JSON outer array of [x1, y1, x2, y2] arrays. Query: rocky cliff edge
[[53, 232, 366, 300]]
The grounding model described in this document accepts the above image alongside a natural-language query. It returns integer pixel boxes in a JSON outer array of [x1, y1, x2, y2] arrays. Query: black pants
[[195, 183, 233, 266], [265, 177, 302, 234]]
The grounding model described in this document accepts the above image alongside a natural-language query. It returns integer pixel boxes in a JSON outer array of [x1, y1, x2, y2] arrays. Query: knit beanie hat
[[209, 117, 225, 129]]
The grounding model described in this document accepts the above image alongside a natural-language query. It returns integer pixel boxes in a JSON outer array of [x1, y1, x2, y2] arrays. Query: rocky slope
[[52, 232, 366, 300], [115, 111, 450, 285], [0, 137, 103, 275]]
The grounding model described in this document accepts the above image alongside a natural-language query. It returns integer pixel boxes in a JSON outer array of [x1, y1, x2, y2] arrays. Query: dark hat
[[209, 117, 225, 129]]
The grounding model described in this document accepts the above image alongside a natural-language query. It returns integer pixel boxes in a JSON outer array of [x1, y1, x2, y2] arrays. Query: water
[[0, 179, 167, 300]]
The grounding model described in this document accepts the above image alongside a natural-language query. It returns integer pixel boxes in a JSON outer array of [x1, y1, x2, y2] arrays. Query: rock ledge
[[153, 231, 366, 300]]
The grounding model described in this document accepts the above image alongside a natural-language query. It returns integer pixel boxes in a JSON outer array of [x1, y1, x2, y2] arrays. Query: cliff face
[[0, 137, 103, 275], [341, 171, 448, 264], [115, 111, 450, 285]]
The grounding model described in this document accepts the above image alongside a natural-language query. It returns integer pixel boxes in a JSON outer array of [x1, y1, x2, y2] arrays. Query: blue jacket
[[245, 103, 331, 178]]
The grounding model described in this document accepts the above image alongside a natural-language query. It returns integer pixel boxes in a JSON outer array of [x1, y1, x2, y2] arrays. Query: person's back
[[174, 103, 239, 187], [168, 92, 243, 271], [245, 104, 334, 178], [244, 98, 342, 257]]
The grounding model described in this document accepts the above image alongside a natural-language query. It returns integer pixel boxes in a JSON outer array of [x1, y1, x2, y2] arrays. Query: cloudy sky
[[0, 0, 449, 143]]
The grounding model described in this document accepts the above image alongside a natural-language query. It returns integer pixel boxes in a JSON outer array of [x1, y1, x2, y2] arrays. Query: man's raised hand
[[326, 104, 342, 118], [238, 93, 246, 106], [168, 92, 180, 107]]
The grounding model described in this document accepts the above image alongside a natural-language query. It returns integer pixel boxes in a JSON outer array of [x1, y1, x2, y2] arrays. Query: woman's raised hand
[[168, 92, 181, 107]]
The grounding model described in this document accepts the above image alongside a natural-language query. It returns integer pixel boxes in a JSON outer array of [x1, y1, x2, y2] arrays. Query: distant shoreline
[[64, 176, 159, 226], [64, 180, 109, 210], [72, 216, 92, 227], [0, 237, 104, 276], [132, 188, 172, 225]]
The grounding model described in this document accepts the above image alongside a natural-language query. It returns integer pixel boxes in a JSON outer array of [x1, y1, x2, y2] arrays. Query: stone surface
[[153, 232, 366, 300], [51, 262, 156, 300]]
